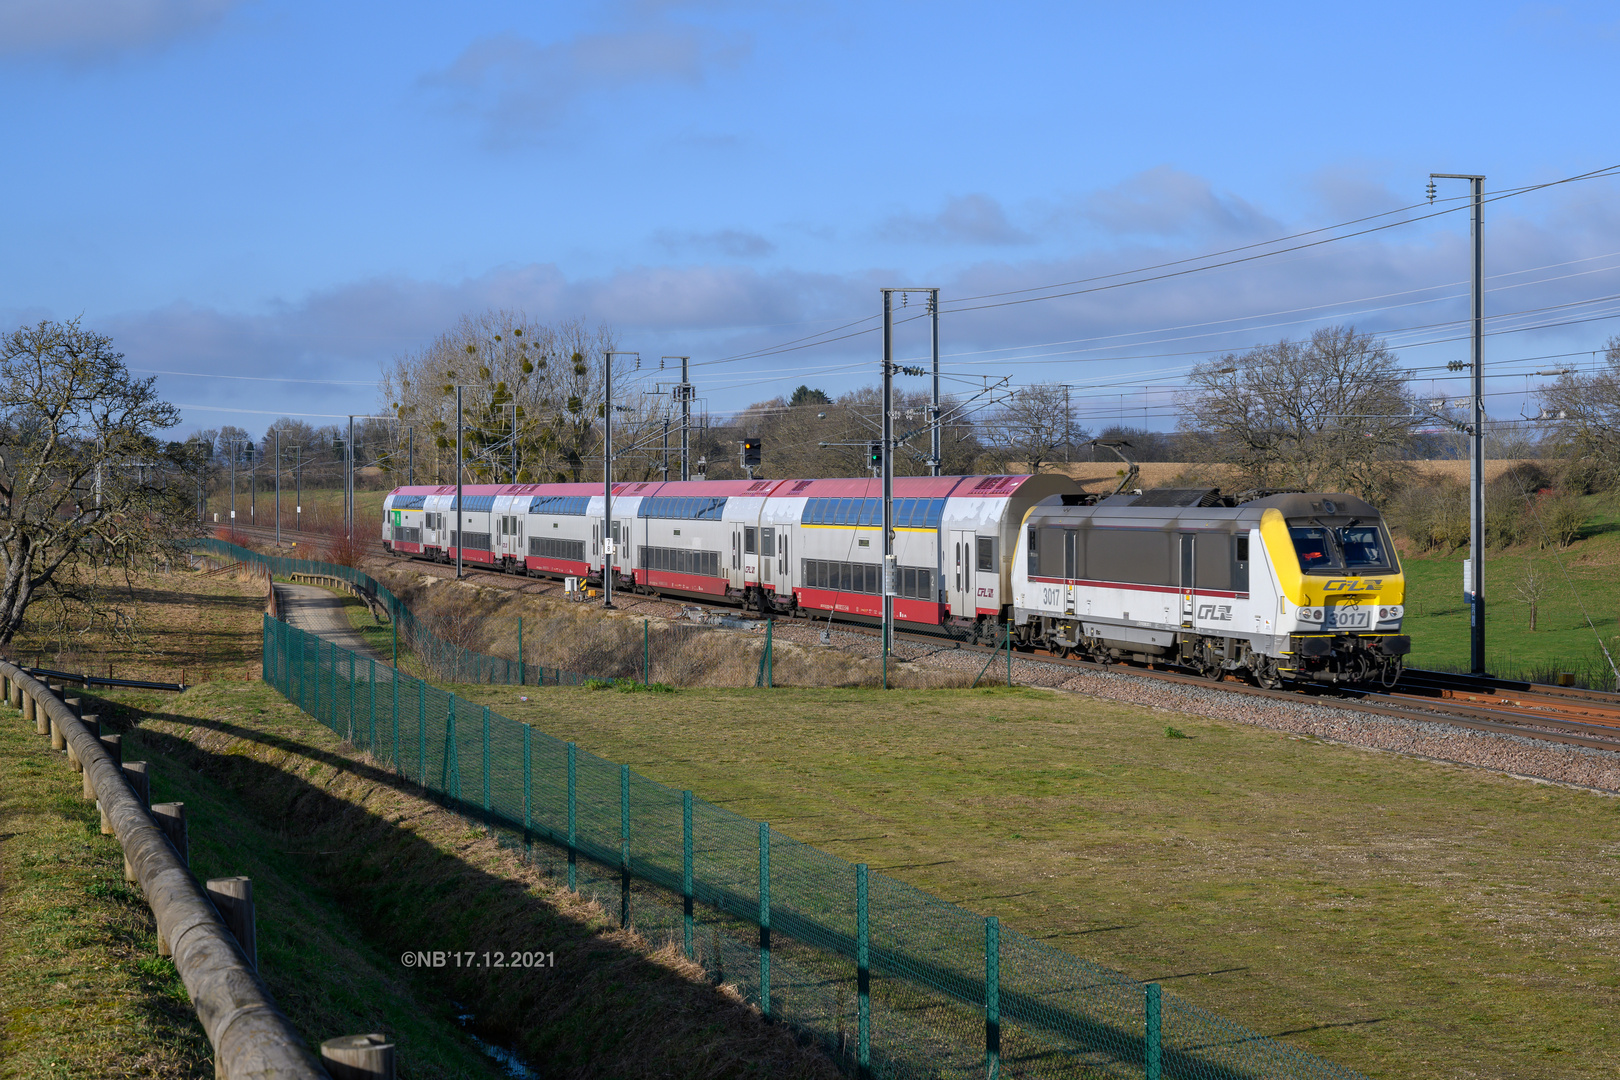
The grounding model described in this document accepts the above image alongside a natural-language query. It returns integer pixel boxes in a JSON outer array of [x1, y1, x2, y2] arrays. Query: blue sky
[[3, 0, 1618, 437]]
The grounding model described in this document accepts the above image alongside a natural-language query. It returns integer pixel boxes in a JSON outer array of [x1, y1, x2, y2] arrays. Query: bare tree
[[1513, 557, 1548, 631], [1182, 325, 1414, 501], [380, 311, 636, 485], [980, 383, 1083, 473], [0, 319, 189, 645], [1541, 334, 1620, 491]]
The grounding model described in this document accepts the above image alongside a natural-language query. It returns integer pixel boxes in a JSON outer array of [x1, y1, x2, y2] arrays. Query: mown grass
[[450, 681, 1620, 1080], [6, 567, 265, 685], [1400, 495, 1620, 681], [0, 704, 211, 1078]]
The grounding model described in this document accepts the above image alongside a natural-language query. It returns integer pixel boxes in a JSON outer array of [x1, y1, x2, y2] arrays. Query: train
[[379, 476, 1408, 687]]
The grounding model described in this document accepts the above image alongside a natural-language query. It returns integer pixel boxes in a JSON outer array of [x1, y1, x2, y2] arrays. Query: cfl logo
[[1197, 604, 1233, 621]]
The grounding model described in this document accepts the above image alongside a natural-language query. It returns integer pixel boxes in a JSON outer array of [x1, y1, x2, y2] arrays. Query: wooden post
[[98, 734, 122, 835], [207, 877, 257, 972], [152, 803, 188, 956], [50, 715, 65, 751], [122, 768, 148, 884], [123, 761, 149, 808], [80, 716, 100, 797], [64, 695, 82, 719], [320, 1033, 396, 1080], [152, 803, 188, 867], [24, 690, 37, 731]]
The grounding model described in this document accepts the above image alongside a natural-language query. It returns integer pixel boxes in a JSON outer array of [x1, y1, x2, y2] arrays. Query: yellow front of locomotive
[[1258, 505, 1410, 684]]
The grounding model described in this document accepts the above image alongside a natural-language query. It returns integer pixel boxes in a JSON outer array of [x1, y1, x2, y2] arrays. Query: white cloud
[[878, 194, 1033, 246], [421, 24, 749, 143], [0, 0, 244, 60], [654, 228, 775, 258], [1073, 166, 1279, 239]]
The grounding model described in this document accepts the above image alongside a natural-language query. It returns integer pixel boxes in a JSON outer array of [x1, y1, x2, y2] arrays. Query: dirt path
[[274, 582, 388, 662]]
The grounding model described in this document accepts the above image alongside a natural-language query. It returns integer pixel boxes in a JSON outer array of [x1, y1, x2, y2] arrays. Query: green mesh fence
[[196, 537, 614, 687], [261, 612, 1369, 1080]]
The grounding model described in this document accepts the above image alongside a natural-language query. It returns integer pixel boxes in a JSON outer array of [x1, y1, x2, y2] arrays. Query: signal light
[[868, 441, 882, 466]]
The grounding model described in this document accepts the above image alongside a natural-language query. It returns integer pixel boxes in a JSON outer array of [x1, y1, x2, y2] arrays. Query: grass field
[[1399, 496, 1620, 681], [6, 566, 266, 685], [0, 700, 211, 1078], [452, 681, 1620, 1080]]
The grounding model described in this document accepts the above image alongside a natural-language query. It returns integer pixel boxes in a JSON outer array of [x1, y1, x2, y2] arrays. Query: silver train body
[[1010, 489, 1410, 686]]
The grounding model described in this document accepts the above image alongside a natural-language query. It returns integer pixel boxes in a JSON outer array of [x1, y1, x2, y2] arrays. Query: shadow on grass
[[99, 696, 839, 1080]]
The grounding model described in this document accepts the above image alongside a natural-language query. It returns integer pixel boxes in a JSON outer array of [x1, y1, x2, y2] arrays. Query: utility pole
[[346, 415, 355, 543], [455, 388, 464, 580], [928, 289, 942, 476], [407, 427, 414, 485], [672, 355, 692, 482], [274, 427, 281, 547], [1431, 172, 1487, 675], [882, 290, 895, 681], [228, 440, 237, 526], [294, 445, 302, 532], [602, 353, 617, 608], [661, 415, 670, 479]]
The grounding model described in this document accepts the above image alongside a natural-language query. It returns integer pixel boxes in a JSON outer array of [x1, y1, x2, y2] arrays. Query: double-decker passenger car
[[1010, 489, 1409, 686], [380, 474, 1076, 639]]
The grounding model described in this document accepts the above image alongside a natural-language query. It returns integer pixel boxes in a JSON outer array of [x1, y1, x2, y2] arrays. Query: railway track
[[223, 522, 1620, 754]]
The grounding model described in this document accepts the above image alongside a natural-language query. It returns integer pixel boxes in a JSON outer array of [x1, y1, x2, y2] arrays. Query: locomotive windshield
[[1289, 527, 1340, 569], [1288, 520, 1394, 573], [1337, 525, 1389, 570]]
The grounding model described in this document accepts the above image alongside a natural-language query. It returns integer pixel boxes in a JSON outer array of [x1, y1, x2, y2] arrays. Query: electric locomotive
[[1010, 488, 1409, 687]]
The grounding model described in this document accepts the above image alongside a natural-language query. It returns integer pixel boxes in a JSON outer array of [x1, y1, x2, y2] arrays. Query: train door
[[950, 529, 975, 616], [743, 525, 758, 584], [730, 526, 743, 589], [1179, 534, 1195, 625], [1063, 530, 1078, 615], [760, 527, 774, 586]]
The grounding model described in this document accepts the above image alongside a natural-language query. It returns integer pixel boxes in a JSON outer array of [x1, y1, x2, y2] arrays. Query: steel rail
[[223, 529, 1620, 753]]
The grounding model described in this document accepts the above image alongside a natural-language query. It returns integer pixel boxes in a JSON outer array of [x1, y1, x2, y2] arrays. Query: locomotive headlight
[[1380, 605, 1403, 621], [1298, 607, 1322, 623]]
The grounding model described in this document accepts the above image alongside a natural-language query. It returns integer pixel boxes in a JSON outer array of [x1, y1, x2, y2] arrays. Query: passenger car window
[[976, 536, 995, 572]]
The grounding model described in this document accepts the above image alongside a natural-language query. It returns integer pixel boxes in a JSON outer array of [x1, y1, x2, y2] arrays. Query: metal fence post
[[643, 619, 649, 685], [391, 675, 399, 775], [620, 763, 631, 929], [765, 620, 773, 688], [482, 705, 492, 826], [444, 695, 459, 800], [523, 724, 532, 858], [567, 742, 577, 892], [857, 863, 870, 1080], [1006, 622, 1012, 686], [261, 614, 270, 682], [1145, 983, 1161, 1080], [297, 629, 305, 713], [348, 649, 355, 741], [417, 679, 427, 788], [392, 605, 398, 669], [683, 790, 694, 960], [986, 915, 1000, 1080], [759, 821, 771, 1021], [368, 658, 376, 751], [518, 616, 524, 686]]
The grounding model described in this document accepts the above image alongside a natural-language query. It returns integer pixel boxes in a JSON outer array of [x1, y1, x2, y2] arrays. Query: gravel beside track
[[285, 544, 1620, 796]]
